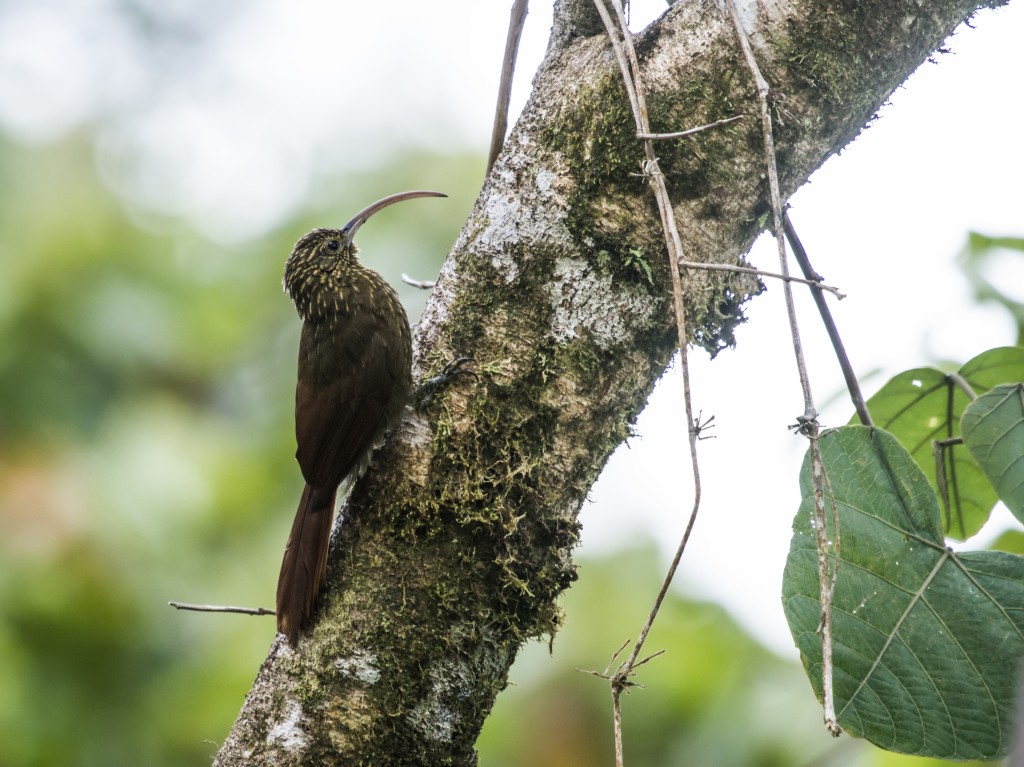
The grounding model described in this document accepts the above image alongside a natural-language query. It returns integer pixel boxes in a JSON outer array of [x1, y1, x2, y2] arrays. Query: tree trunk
[[214, 0, 1006, 763]]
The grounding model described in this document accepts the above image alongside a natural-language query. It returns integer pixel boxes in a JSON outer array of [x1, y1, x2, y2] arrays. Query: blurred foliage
[[0, 128, 478, 766], [2, 127, 995, 766], [478, 545, 839, 767], [477, 544, 997, 767], [960, 232, 1024, 345], [2, 3, 1020, 758]]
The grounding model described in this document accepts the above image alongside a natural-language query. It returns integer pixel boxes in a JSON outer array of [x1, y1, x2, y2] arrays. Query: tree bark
[[214, 0, 1007, 763]]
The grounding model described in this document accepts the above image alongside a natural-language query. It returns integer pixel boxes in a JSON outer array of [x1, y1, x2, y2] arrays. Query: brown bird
[[276, 190, 446, 643]]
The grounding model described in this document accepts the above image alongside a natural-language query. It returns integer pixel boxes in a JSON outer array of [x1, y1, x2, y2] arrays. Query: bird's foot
[[414, 357, 477, 411]]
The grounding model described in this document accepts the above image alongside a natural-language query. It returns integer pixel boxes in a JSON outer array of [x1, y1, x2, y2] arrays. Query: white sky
[[1, 0, 1022, 655], [581, 0, 1024, 654]]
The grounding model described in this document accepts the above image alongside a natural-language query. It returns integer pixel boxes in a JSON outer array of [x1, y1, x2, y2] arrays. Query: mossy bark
[[214, 0, 1006, 764]]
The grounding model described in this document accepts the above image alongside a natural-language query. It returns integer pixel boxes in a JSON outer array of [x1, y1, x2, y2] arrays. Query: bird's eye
[[325, 239, 341, 252]]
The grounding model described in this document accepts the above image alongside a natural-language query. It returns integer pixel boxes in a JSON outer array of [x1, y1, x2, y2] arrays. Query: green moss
[[555, 337, 604, 382], [355, 253, 583, 649], [411, 339, 591, 642], [539, 51, 759, 356], [645, 61, 750, 203], [769, 0, 934, 148], [597, 245, 655, 286], [543, 73, 641, 194], [778, 8, 867, 113], [541, 74, 663, 289]]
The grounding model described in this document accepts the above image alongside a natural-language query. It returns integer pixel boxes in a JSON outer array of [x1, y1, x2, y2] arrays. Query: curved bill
[[341, 190, 447, 247]]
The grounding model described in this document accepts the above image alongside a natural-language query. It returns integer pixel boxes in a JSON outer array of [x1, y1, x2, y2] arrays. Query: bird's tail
[[276, 483, 337, 643]]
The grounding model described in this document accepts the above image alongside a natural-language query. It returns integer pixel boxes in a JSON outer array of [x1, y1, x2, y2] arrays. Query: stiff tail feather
[[276, 483, 337, 643]]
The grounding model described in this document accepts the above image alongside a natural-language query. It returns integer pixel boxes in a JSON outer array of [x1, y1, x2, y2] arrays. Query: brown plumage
[[276, 191, 445, 643]]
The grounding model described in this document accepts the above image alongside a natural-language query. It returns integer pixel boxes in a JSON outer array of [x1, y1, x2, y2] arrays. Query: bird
[[275, 190, 446, 643]]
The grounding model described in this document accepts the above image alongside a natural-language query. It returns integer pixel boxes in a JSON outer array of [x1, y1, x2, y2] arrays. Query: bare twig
[[726, 2, 815, 423], [487, 0, 530, 174], [632, 648, 666, 669], [169, 601, 275, 616], [693, 411, 716, 440], [613, 682, 625, 764], [726, 1, 840, 737], [401, 273, 436, 290], [677, 256, 845, 298], [821, 450, 842, 600], [608, 638, 631, 669], [782, 214, 870, 425], [591, 0, 718, 762], [637, 114, 745, 140], [809, 437, 840, 735]]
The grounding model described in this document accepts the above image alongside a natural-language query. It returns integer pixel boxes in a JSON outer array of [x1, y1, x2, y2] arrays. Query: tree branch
[[214, 1, 1008, 763]]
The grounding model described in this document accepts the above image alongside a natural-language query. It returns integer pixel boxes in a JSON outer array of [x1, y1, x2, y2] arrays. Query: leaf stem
[[783, 214, 872, 426], [948, 371, 978, 401]]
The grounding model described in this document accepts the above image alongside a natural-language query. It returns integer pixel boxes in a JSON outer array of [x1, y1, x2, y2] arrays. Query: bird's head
[[282, 190, 445, 319]]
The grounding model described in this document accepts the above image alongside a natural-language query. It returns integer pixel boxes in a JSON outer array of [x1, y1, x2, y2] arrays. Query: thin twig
[[487, 0, 530, 174], [591, 1, 712, 763], [169, 601, 275, 616], [820, 451, 842, 609], [613, 685, 625, 764], [809, 437, 840, 735], [608, 638, 632, 670], [401, 273, 436, 290], [677, 256, 845, 298], [783, 214, 870, 425], [638, 114, 745, 139], [632, 649, 667, 669], [727, 2, 815, 423], [726, 1, 840, 737]]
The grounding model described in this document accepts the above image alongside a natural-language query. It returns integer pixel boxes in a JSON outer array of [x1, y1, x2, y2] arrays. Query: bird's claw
[[414, 357, 477, 411]]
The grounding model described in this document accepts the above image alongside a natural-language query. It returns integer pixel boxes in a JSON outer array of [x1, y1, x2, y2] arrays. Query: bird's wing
[[294, 311, 408, 489]]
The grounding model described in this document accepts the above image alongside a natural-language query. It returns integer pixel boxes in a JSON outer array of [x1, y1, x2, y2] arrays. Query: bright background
[[0, 1, 1021, 765]]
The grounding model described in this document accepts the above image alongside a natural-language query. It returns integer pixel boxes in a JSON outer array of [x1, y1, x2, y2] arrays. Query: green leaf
[[858, 346, 1024, 538], [988, 529, 1024, 555], [964, 232, 1024, 255], [960, 234, 1024, 344], [960, 347, 1024, 392], [782, 426, 1024, 760], [962, 383, 1024, 521]]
